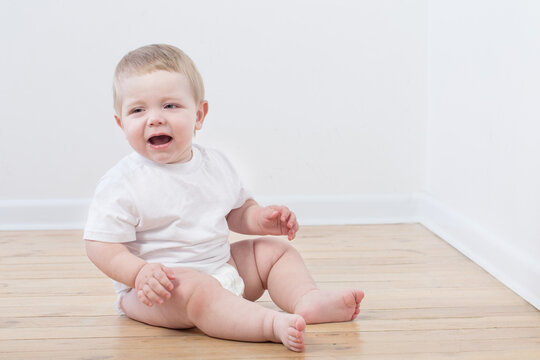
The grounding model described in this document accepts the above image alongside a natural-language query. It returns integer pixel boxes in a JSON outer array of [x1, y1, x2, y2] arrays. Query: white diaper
[[210, 262, 245, 297], [114, 263, 244, 316]]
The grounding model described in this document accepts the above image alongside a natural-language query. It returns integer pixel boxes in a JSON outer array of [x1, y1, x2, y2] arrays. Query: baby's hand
[[258, 205, 299, 240], [134, 263, 176, 307]]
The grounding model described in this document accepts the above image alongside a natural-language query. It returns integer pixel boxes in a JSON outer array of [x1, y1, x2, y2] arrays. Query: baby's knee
[[171, 271, 221, 318], [253, 237, 300, 267], [171, 269, 217, 296], [254, 236, 290, 248], [254, 237, 296, 255]]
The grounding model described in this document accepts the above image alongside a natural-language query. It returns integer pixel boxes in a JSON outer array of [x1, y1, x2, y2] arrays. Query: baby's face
[[115, 70, 207, 164]]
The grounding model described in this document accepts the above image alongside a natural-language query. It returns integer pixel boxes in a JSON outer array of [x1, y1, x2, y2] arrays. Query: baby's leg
[[120, 267, 306, 351], [231, 238, 364, 324]]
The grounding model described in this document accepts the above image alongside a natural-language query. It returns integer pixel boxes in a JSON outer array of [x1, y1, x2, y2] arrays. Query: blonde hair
[[113, 44, 205, 115]]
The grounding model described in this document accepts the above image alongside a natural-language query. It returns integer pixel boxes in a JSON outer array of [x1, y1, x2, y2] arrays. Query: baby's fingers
[[141, 280, 170, 306], [147, 277, 172, 304], [275, 206, 291, 223], [286, 211, 297, 229], [274, 206, 298, 240], [288, 226, 298, 240], [162, 266, 177, 281], [155, 268, 175, 292], [263, 207, 280, 221], [137, 287, 154, 307]]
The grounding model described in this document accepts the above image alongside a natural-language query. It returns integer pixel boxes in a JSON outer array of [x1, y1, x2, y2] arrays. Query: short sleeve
[[208, 147, 252, 210], [83, 174, 138, 243], [233, 178, 252, 209]]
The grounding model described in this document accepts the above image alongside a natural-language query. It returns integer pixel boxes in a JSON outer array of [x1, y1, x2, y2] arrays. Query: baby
[[84, 44, 364, 352]]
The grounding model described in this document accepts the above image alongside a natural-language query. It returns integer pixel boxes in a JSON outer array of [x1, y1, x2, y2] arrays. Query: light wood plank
[[1, 224, 539, 359]]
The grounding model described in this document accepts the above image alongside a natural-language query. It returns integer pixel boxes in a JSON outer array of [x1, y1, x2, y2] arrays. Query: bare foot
[[272, 313, 306, 352], [294, 289, 364, 324]]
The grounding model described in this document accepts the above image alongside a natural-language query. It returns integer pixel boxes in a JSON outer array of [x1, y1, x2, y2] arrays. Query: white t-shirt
[[84, 144, 251, 293]]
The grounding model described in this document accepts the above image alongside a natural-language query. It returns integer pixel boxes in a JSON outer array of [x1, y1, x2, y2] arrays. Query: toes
[[288, 316, 306, 334], [355, 290, 365, 303], [351, 308, 360, 320], [286, 316, 306, 352], [350, 292, 363, 320], [287, 325, 305, 343], [288, 334, 303, 345], [287, 330, 301, 340], [294, 317, 306, 332], [287, 334, 305, 352]]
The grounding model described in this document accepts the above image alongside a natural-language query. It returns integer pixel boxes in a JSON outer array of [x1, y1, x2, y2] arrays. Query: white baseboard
[[0, 199, 90, 231], [417, 193, 540, 310], [257, 193, 419, 225], [0, 194, 418, 231], [1, 193, 538, 309]]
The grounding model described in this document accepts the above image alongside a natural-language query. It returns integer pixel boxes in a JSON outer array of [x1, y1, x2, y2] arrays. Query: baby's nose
[[148, 113, 165, 126]]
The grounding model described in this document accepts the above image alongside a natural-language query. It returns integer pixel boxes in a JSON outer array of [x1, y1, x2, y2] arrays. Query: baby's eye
[[130, 108, 144, 114], [164, 104, 179, 109]]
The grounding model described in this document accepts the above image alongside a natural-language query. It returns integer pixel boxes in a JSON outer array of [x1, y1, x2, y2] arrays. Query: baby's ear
[[114, 115, 123, 129], [195, 100, 209, 130]]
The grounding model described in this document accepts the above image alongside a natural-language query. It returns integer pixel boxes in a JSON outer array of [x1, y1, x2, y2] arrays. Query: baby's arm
[[85, 240, 176, 306], [226, 199, 299, 240]]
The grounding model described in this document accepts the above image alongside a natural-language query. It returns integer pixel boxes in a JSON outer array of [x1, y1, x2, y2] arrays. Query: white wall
[[0, 0, 428, 202], [426, 0, 540, 308], [2, 1, 538, 308]]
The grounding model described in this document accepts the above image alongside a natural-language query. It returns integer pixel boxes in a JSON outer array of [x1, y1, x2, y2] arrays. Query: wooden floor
[[1, 224, 539, 359]]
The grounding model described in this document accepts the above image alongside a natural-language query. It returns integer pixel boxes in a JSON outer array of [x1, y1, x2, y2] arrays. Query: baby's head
[[113, 44, 205, 116], [113, 44, 208, 164]]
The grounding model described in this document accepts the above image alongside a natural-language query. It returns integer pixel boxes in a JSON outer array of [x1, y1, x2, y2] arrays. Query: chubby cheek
[[122, 124, 146, 149], [175, 118, 198, 136]]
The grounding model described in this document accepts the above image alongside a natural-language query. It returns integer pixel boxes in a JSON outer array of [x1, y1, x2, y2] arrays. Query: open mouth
[[147, 134, 173, 147]]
